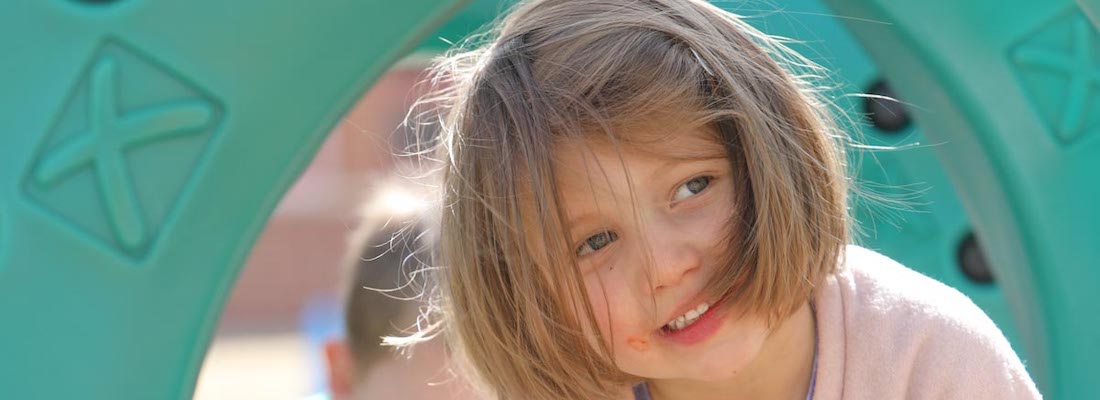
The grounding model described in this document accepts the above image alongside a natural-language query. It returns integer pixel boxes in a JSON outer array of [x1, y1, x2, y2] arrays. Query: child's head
[[324, 185, 462, 400], [407, 0, 850, 398]]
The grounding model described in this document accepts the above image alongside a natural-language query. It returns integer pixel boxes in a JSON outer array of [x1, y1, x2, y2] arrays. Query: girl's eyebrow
[[647, 155, 728, 182], [565, 212, 600, 240]]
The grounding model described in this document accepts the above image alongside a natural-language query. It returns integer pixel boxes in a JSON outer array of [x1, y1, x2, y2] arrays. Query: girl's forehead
[[553, 122, 725, 168]]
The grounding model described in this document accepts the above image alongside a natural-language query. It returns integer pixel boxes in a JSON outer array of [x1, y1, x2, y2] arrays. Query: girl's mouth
[[658, 297, 726, 345], [663, 302, 710, 331]]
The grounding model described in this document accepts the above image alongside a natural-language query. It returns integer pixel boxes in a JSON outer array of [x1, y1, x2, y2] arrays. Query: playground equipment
[[1, 0, 1096, 398]]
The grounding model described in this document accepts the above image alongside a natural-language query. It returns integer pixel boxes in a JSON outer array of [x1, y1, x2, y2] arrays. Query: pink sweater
[[811, 245, 1041, 399]]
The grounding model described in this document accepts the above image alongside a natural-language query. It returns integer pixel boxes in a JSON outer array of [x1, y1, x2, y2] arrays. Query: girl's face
[[553, 123, 770, 383]]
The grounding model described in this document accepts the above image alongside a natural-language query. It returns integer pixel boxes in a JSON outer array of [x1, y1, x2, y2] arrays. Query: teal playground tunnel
[[1, 0, 1097, 398]]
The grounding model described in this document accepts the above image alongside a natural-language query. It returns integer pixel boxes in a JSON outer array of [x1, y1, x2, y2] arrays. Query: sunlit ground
[[195, 333, 313, 400]]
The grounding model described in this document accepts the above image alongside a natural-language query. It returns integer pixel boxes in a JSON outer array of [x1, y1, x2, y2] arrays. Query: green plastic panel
[[0, 0, 465, 398]]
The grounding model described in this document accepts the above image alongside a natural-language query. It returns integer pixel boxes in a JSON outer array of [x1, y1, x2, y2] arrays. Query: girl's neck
[[648, 301, 816, 400]]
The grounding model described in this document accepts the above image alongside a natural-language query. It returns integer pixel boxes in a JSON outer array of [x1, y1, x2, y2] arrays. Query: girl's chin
[[630, 364, 744, 386], [617, 340, 763, 383], [662, 325, 767, 380]]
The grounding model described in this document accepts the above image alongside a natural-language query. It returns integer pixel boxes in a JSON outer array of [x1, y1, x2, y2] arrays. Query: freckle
[[627, 337, 649, 352]]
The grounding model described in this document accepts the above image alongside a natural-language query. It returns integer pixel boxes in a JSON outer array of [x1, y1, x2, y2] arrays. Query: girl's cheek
[[585, 275, 642, 355], [585, 256, 651, 354], [583, 278, 615, 338]]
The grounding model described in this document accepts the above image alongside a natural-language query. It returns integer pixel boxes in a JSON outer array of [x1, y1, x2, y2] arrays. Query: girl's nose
[[644, 224, 703, 294]]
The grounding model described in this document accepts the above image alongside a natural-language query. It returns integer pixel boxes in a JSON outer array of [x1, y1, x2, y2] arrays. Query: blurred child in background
[[322, 183, 471, 400]]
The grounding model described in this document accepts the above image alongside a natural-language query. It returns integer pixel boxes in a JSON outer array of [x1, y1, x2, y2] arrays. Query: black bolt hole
[[957, 231, 996, 284], [864, 79, 911, 133]]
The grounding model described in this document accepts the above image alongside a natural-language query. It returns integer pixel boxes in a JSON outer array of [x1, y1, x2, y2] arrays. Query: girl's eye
[[673, 176, 712, 202], [576, 231, 618, 256]]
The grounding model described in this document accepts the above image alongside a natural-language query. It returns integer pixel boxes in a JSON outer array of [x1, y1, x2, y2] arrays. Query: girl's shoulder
[[829, 244, 1007, 348], [834, 244, 980, 316], [811, 245, 1040, 399]]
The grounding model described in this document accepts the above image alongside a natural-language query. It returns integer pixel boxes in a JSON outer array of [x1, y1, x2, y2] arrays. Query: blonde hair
[[393, 0, 852, 398]]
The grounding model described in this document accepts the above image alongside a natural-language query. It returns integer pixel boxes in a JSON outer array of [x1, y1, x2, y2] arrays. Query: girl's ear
[[323, 338, 358, 400]]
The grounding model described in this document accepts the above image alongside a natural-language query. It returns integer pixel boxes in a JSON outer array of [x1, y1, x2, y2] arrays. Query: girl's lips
[[657, 297, 725, 346]]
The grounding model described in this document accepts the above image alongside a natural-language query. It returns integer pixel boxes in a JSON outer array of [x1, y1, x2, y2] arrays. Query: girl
[[390, 0, 1041, 398]]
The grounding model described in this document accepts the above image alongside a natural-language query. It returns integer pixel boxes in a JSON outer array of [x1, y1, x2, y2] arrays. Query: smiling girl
[[388, 0, 1041, 399]]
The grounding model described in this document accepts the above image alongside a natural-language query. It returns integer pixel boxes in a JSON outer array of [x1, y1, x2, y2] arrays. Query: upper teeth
[[666, 302, 709, 331]]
